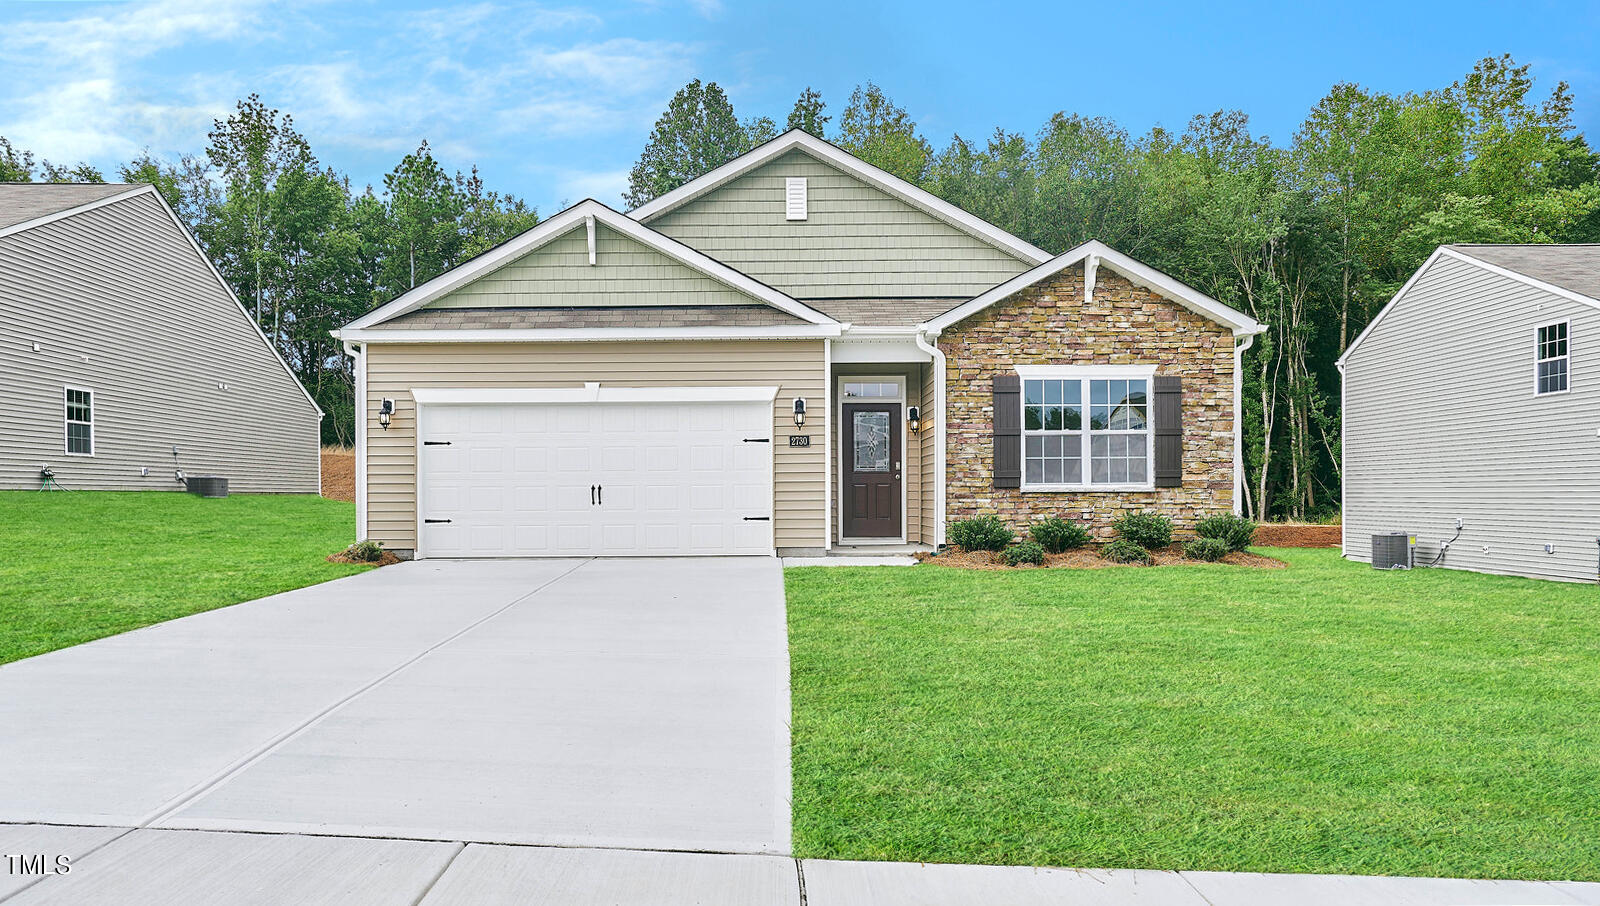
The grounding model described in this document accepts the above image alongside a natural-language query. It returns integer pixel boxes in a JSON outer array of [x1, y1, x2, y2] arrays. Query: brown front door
[[842, 403, 902, 538]]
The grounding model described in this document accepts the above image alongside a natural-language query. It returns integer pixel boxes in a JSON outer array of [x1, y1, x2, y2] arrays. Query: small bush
[[1101, 538, 1153, 565], [1030, 516, 1092, 553], [1184, 538, 1231, 562], [1113, 511, 1173, 550], [1194, 513, 1257, 552], [1002, 540, 1046, 566], [346, 539, 385, 562], [948, 515, 1015, 552]]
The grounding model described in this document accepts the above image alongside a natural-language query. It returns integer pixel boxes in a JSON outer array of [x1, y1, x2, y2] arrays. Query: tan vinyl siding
[[0, 192, 321, 492], [1342, 253, 1600, 582], [431, 223, 761, 309], [830, 364, 926, 544], [646, 150, 1031, 300], [364, 340, 825, 550]]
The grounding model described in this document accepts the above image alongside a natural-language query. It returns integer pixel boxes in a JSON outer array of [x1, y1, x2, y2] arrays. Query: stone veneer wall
[[940, 263, 1236, 538]]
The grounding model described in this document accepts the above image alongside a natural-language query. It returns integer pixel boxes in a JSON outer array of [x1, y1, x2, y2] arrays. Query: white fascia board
[[1340, 244, 1600, 372], [0, 184, 154, 239], [343, 198, 836, 330], [411, 385, 780, 405], [339, 324, 844, 343], [629, 130, 1052, 266], [922, 240, 1265, 337], [1014, 363, 1158, 379]]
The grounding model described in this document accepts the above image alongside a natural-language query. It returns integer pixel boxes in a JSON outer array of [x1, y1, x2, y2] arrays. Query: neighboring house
[[0, 184, 322, 493], [336, 131, 1264, 558], [1340, 244, 1600, 583]]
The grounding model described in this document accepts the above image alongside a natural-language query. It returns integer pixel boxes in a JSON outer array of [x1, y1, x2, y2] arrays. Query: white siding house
[[1340, 244, 1600, 582]]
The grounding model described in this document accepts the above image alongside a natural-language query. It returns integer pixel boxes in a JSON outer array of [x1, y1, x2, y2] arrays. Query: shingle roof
[[1448, 244, 1600, 303], [378, 305, 809, 330], [804, 298, 961, 327], [0, 183, 144, 231]]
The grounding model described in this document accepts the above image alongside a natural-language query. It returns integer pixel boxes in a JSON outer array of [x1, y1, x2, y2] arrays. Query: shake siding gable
[[1342, 253, 1600, 582], [429, 222, 764, 309], [645, 150, 1032, 299], [0, 191, 321, 492]]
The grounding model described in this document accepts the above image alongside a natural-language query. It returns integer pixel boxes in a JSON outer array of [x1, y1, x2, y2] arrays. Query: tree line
[[5, 55, 1595, 518]]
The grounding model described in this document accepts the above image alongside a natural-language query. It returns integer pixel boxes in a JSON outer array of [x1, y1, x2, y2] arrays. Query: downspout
[[915, 329, 948, 547], [1336, 353, 1348, 559], [342, 337, 368, 541], [1233, 331, 1256, 517], [823, 336, 833, 552]]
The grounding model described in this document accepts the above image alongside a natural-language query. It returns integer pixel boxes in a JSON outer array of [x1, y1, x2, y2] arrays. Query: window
[[65, 387, 93, 455], [842, 381, 900, 400], [1022, 371, 1151, 489], [1536, 322, 1569, 395]]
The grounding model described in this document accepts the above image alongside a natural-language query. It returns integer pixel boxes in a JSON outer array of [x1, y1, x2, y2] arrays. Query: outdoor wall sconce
[[907, 405, 921, 436], [792, 397, 806, 428], [378, 398, 395, 430]]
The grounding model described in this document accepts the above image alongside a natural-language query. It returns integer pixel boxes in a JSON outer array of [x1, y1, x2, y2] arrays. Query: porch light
[[378, 398, 395, 430], [792, 397, 806, 427], [907, 405, 921, 436]]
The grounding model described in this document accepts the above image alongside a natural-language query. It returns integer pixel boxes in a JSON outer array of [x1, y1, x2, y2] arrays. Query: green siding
[[645, 150, 1032, 299], [430, 222, 761, 309]]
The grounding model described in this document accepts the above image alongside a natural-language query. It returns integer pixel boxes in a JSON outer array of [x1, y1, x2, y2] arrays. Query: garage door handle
[[598, 485, 603, 505], [743, 516, 770, 521], [425, 518, 452, 524], [423, 440, 451, 446], [590, 485, 596, 505], [743, 437, 769, 443]]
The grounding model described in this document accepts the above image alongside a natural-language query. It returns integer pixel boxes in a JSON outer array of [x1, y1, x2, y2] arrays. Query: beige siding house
[[339, 131, 1263, 558], [1, 184, 321, 493], [1340, 244, 1600, 582]]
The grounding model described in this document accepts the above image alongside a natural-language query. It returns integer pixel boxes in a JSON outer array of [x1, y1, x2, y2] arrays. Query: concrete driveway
[[0, 558, 790, 854]]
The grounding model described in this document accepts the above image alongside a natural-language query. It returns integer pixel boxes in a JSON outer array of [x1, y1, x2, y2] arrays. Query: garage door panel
[[419, 397, 772, 558]]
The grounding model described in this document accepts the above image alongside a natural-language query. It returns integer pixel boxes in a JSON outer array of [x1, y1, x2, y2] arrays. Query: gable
[[427, 221, 766, 310], [644, 149, 1034, 300]]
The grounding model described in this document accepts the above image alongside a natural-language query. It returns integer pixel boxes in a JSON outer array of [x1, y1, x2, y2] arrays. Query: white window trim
[[1534, 319, 1572, 397], [836, 374, 908, 545], [63, 385, 95, 457], [1017, 366, 1155, 493]]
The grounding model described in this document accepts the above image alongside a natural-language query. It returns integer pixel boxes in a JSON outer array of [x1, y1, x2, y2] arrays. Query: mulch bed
[[1253, 523, 1341, 548], [326, 550, 403, 567], [321, 448, 356, 502], [917, 545, 1287, 570]]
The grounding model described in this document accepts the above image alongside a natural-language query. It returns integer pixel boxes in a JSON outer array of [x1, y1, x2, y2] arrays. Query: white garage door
[[416, 393, 774, 557]]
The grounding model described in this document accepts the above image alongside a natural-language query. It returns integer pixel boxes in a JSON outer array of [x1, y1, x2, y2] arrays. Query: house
[[0, 183, 322, 493], [1339, 244, 1600, 582], [336, 131, 1264, 558]]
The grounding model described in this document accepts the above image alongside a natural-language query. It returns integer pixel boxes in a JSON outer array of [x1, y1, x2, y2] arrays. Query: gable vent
[[785, 177, 807, 221]]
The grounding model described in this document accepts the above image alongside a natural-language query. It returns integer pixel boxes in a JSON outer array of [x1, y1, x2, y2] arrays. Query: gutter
[[914, 329, 948, 547], [342, 339, 368, 540]]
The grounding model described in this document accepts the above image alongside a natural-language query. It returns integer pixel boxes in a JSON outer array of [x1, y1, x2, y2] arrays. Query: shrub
[[1194, 513, 1257, 552], [1113, 511, 1173, 550], [346, 539, 384, 562], [1101, 538, 1152, 565], [948, 515, 1015, 552], [1002, 540, 1046, 566], [1030, 516, 1091, 554], [1184, 538, 1231, 562]]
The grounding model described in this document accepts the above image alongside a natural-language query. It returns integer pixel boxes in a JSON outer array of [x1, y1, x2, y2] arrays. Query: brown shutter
[[993, 374, 1021, 489], [1153, 376, 1182, 488]]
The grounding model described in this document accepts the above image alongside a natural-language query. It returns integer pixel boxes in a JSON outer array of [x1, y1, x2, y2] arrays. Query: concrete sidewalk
[[3, 825, 1597, 905]]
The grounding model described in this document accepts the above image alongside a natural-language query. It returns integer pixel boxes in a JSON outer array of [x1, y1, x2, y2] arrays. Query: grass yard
[[0, 491, 368, 666], [786, 549, 1600, 880]]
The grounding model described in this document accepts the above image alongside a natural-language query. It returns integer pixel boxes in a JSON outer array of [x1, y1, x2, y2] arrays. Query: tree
[[786, 87, 828, 134], [834, 82, 931, 183], [0, 137, 34, 181], [623, 80, 747, 209], [1032, 113, 1144, 252], [742, 116, 779, 150], [381, 141, 465, 294]]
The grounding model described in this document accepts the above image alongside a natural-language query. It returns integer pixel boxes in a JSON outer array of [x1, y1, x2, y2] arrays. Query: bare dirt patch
[[917, 545, 1287, 570], [321, 447, 355, 502], [1253, 523, 1341, 548]]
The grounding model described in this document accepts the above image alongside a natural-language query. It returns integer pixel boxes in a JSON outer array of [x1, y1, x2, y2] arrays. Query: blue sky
[[2, 0, 1597, 213]]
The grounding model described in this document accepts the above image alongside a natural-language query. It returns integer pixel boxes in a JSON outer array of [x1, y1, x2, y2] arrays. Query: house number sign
[[789, 435, 811, 447]]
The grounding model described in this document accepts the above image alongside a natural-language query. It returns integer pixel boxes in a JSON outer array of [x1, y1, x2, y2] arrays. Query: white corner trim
[[0, 184, 154, 239], [1340, 245, 1600, 371], [629, 130, 1051, 266], [409, 385, 780, 406], [344, 340, 368, 539], [922, 240, 1264, 336], [342, 198, 837, 332], [340, 324, 843, 344]]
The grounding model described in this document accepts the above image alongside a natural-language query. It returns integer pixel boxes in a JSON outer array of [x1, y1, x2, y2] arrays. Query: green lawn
[[0, 491, 369, 665], [786, 549, 1600, 880]]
